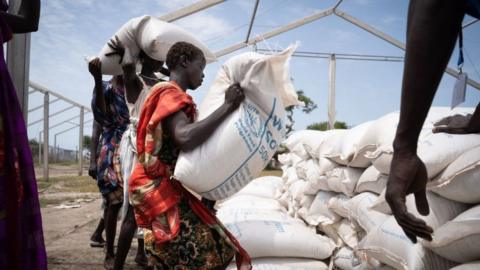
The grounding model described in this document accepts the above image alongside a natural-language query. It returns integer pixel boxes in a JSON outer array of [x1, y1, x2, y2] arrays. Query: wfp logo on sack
[[243, 102, 264, 138]]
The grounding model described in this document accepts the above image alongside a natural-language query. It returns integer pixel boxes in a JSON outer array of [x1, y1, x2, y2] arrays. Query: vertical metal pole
[[43, 93, 49, 181], [38, 132, 42, 166], [78, 107, 84, 176], [245, 0, 260, 43], [54, 134, 57, 163], [328, 54, 336, 130], [6, 0, 31, 121]]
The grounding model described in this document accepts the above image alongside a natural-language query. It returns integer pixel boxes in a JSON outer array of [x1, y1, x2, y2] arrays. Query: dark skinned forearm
[[90, 121, 101, 165], [467, 103, 480, 132], [393, 0, 464, 153], [166, 103, 234, 152], [0, 0, 40, 33], [94, 77, 107, 116]]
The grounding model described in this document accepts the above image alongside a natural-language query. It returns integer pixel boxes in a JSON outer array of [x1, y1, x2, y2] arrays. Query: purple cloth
[[0, 13, 47, 270]]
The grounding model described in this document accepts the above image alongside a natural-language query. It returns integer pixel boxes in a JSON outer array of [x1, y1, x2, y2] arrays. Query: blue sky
[[26, 0, 480, 150]]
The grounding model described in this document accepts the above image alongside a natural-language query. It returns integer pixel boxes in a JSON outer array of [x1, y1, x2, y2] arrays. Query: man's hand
[[386, 150, 433, 243], [433, 114, 473, 134]]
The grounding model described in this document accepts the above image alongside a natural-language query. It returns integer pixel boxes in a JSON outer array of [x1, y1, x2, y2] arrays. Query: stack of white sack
[[274, 106, 480, 269], [217, 176, 334, 269]]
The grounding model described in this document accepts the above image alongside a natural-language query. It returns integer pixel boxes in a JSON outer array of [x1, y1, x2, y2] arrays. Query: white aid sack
[[291, 144, 310, 160], [423, 205, 480, 263], [218, 195, 285, 212], [358, 192, 468, 270], [326, 167, 363, 197], [428, 146, 480, 204], [217, 206, 300, 225], [295, 160, 309, 179], [278, 153, 303, 169], [336, 219, 360, 248], [358, 217, 457, 270], [97, 15, 216, 75], [356, 107, 474, 164], [328, 194, 351, 218], [138, 17, 215, 63], [300, 194, 315, 207], [282, 166, 299, 185], [366, 107, 477, 177], [175, 46, 299, 200], [234, 176, 283, 199], [227, 257, 328, 270], [224, 219, 336, 259], [450, 261, 480, 270], [303, 191, 342, 226], [323, 121, 373, 168], [304, 175, 330, 194], [282, 130, 318, 151], [303, 130, 339, 159], [278, 153, 293, 166], [370, 130, 480, 178], [344, 192, 389, 233], [287, 179, 309, 203], [304, 159, 322, 182], [371, 189, 468, 217], [355, 166, 388, 195], [96, 16, 149, 75], [333, 247, 393, 270]]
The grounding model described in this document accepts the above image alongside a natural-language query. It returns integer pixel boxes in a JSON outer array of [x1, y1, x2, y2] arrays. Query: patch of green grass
[[39, 197, 67, 207], [259, 169, 282, 177], [37, 175, 98, 193], [62, 176, 99, 193], [36, 176, 64, 190]]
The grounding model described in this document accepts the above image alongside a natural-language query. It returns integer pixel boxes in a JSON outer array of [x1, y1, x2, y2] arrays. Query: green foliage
[[285, 90, 317, 135], [307, 121, 348, 131], [83, 135, 92, 149]]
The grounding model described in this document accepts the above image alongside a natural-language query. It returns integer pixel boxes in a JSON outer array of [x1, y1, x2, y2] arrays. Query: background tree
[[307, 121, 348, 131], [83, 135, 92, 150], [285, 90, 317, 135]]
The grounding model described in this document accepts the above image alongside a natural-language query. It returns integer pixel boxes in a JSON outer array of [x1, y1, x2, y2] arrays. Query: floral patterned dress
[[129, 81, 251, 270], [91, 79, 129, 204]]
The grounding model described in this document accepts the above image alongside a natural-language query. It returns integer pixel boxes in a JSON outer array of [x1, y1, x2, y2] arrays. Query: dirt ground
[[38, 165, 144, 270], [38, 165, 282, 269], [43, 197, 145, 270]]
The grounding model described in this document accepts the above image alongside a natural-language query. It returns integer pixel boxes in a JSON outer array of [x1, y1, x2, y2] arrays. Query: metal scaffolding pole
[[54, 133, 58, 163], [78, 107, 84, 176], [463, 19, 479, 28], [54, 119, 93, 138], [43, 93, 49, 181], [334, 9, 480, 90], [28, 98, 60, 113], [28, 105, 77, 127], [159, 0, 225, 22], [6, 0, 31, 120], [29, 82, 93, 112], [255, 49, 404, 62], [38, 132, 42, 166], [328, 54, 336, 130], [245, 0, 260, 43], [215, 7, 334, 57], [48, 114, 92, 130]]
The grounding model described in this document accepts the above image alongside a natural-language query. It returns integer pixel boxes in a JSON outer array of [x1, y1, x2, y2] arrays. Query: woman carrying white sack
[[106, 35, 170, 270]]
